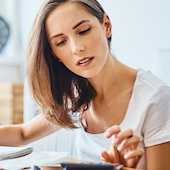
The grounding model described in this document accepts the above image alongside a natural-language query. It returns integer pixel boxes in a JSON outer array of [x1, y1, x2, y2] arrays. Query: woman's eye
[[79, 27, 91, 35], [56, 39, 67, 46]]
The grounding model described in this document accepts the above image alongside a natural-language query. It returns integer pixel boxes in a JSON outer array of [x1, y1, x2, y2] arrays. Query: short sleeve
[[142, 86, 170, 147]]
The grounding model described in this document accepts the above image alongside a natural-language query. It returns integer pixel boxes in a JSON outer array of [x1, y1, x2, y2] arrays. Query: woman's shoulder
[[136, 68, 169, 89], [130, 68, 170, 109], [134, 68, 170, 95]]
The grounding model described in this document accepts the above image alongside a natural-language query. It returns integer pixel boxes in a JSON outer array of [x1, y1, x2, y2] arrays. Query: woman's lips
[[77, 57, 94, 67]]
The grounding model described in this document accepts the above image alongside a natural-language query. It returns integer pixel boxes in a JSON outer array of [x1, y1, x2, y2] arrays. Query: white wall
[[98, 0, 170, 71], [0, 0, 22, 82], [18, 0, 43, 56]]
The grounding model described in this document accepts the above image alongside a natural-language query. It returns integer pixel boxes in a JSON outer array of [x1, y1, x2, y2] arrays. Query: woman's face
[[46, 2, 111, 78]]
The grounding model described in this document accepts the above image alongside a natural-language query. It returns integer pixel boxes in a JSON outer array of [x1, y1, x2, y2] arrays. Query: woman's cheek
[[54, 48, 70, 61], [89, 30, 107, 51]]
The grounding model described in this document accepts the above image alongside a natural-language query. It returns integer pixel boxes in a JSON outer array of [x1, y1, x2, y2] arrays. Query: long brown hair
[[27, 0, 112, 128]]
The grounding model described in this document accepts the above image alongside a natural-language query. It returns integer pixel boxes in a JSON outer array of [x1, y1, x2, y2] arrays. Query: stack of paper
[[0, 146, 33, 161], [0, 146, 69, 170]]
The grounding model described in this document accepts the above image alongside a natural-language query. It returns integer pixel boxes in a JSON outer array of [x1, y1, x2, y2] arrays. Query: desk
[[38, 157, 139, 170], [38, 166, 137, 170]]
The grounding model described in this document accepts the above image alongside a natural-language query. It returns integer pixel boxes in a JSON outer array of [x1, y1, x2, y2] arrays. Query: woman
[[0, 0, 170, 169]]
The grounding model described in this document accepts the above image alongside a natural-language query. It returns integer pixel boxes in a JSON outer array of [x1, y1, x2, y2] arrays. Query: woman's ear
[[103, 14, 112, 39], [52, 51, 62, 62]]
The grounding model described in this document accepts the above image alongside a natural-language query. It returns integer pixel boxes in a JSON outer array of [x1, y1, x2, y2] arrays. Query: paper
[[0, 146, 33, 161], [0, 146, 69, 170]]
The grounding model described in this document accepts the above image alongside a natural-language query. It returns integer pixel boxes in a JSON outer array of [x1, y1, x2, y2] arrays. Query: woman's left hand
[[101, 125, 144, 168]]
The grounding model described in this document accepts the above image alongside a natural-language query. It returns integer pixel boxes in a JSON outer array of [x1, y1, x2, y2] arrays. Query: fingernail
[[117, 145, 123, 151], [113, 138, 119, 145], [104, 131, 111, 138], [124, 154, 130, 159]]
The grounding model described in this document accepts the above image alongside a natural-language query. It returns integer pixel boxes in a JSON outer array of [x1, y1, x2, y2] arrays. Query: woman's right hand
[[101, 125, 144, 168]]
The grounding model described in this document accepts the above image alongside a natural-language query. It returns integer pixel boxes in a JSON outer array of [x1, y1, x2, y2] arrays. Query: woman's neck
[[84, 55, 138, 133], [88, 54, 138, 105]]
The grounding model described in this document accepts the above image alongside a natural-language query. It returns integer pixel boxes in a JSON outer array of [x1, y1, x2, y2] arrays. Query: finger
[[112, 128, 133, 145], [104, 125, 121, 138], [100, 151, 112, 162], [124, 148, 144, 160], [101, 145, 119, 163], [117, 135, 140, 152]]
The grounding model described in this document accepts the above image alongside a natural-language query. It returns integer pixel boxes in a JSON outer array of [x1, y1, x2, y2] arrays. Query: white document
[[0, 146, 33, 161], [0, 146, 69, 170]]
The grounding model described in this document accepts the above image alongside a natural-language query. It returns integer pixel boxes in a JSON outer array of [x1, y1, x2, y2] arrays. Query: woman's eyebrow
[[50, 20, 90, 42], [50, 33, 63, 41], [73, 20, 90, 29]]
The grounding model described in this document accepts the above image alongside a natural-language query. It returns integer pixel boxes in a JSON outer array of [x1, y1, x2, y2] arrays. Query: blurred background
[[0, 0, 170, 166]]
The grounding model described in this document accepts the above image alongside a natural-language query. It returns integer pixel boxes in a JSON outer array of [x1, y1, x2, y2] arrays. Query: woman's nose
[[71, 39, 85, 55]]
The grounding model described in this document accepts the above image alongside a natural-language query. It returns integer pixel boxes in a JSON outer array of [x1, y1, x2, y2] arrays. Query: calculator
[[61, 162, 123, 170]]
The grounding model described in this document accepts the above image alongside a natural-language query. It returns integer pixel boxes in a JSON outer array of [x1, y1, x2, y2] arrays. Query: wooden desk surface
[[39, 157, 139, 170], [39, 166, 137, 170]]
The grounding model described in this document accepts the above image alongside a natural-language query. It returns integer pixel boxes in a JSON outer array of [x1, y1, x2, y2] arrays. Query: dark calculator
[[61, 162, 123, 170]]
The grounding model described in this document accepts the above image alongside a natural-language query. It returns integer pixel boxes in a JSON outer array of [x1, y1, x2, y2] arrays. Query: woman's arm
[[0, 114, 61, 146], [146, 142, 170, 170]]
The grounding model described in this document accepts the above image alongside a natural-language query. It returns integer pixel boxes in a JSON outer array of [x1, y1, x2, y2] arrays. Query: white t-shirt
[[75, 68, 170, 169]]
